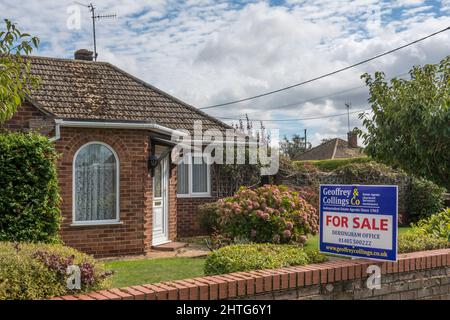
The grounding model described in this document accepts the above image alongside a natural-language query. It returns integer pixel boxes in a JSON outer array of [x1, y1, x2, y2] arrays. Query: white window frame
[[71, 141, 121, 226], [177, 154, 211, 198]]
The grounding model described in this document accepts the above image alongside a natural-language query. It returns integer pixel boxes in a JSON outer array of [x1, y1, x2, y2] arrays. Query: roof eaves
[[24, 95, 57, 118]]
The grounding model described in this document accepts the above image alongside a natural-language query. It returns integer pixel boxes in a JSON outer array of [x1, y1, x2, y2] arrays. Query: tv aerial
[[76, 2, 116, 61]]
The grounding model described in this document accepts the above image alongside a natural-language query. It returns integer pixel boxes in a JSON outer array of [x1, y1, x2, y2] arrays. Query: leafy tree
[[280, 134, 311, 159], [360, 56, 449, 188], [0, 19, 39, 124]]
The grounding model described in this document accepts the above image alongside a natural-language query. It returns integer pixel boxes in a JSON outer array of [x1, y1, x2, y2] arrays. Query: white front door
[[152, 153, 169, 246]]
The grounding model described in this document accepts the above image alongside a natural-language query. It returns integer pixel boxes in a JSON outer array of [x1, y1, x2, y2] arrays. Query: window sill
[[70, 221, 123, 227], [177, 194, 211, 199]]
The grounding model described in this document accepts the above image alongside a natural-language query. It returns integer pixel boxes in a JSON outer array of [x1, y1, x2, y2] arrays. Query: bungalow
[[294, 132, 365, 161], [3, 49, 242, 257]]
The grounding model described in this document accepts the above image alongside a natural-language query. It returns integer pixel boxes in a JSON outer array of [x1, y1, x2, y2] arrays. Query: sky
[[1, 0, 449, 146]]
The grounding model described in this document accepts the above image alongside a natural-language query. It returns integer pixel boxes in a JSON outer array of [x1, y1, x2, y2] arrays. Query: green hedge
[[0, 132, 61, 242], [408, 177, 446, 221], [398, 230, 448, 254], [398, 208, 450, 253], [0, 242, 111, 300], [204, 244, 327, 276]]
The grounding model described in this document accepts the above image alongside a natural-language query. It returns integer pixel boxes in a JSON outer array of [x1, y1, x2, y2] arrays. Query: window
[[73, 142, 119, 224], [177, 155, 210, 197]]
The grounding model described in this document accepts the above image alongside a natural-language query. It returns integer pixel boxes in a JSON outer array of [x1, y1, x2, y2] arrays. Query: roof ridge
[[331, 138, 339, 159], [24, 54, 110, 65], [300, 138, 338, 156]]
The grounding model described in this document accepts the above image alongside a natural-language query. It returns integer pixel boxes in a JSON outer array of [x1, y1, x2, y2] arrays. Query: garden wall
[[53, 249, 449, 300]]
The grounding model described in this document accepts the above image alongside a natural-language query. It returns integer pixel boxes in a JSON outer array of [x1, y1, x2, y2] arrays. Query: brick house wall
[[177, 197, 216, 237], [2, 103, 179, 257], [1, 103, 54, 134], [176, 167, 226, 237]]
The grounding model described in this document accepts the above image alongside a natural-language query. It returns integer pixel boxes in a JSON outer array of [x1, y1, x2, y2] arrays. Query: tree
[[280, 134, 311, 160], [360, 56, 449, 188], [0, 19, 39, 124]]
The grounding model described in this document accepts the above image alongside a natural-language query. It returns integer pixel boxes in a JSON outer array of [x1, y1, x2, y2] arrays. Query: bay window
[[73, 142, 119, 225]]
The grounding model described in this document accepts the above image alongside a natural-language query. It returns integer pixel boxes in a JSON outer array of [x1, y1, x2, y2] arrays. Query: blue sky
[[1, 0, 449, 145]]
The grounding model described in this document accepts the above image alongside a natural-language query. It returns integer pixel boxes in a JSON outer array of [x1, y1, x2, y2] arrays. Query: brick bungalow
[[3, 50, 241, 257], [294, 132, 365, 161]]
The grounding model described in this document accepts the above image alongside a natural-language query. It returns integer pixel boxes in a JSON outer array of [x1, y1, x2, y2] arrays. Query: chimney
[[347, 131, 358, 148], [74, 49, 94, 61]]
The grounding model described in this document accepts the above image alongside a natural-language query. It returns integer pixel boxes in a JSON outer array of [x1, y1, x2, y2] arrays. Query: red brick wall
[[3, 103, 178, 257], [177, 166, 229, 237], [169, 164, 178, 241], [54, 249, 450, 300], [1, 103, 54, 134], [177, 197, 217, 237]]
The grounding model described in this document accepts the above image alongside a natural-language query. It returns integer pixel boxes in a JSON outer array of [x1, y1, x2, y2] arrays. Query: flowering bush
[[0, 242, 111, 300], [216, 185, 319, 245], [297, 185, 320, 212]]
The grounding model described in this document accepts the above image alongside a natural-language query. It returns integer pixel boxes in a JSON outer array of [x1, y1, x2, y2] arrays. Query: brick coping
[[52, 249, 450, 300]]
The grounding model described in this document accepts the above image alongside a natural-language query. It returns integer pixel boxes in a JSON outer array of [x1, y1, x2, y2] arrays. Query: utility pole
[[304, 129, 307, 150], [345, 102, 351, 132]]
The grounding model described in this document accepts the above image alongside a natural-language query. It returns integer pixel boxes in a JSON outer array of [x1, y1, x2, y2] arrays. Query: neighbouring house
[[2, 49, 247, 257], [294, 131, 365, 161]]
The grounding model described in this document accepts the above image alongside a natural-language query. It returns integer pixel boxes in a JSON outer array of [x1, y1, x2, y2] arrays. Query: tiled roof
[[24, 56, 229, 132], [294, 138, 364, 161]]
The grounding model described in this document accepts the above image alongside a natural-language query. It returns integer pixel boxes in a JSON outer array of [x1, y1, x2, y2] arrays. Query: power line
[[213, 71, 409, 118], [218, 108, 370, 122], [212, 73, 405, 121], [200, 26, 450, 110]]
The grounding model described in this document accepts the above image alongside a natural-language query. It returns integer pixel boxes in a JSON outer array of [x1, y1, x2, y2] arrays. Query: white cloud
[[0, 0, 449, 146]]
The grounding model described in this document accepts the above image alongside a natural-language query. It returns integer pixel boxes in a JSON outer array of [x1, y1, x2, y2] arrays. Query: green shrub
[[398, 229, 448, 254], [294, 157, 371, 172], [0, 242, 111, 300], [0, 132, 61, 242], [332, 161, 404, 179], [216, 185, 319, 245], [198, 202, 220, 233], [408, 177, 446, 221], [412, 208, 450, 241], [204, 244, 327, 275]]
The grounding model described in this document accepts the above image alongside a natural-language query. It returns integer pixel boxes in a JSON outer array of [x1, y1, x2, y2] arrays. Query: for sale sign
[[319, 185, 398, 261]]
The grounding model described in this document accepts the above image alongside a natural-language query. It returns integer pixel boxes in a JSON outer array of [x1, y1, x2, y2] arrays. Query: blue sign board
[[319, 184, 398, 261]]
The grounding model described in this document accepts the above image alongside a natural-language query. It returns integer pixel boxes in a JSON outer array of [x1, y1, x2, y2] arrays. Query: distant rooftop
[[294, 137, 364, 161]]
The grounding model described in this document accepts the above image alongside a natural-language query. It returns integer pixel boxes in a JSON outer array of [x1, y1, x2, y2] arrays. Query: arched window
[[73, 142, 119, 224]]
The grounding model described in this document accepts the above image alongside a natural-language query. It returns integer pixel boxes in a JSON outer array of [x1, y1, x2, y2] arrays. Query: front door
[[152, 153, 169, 246]]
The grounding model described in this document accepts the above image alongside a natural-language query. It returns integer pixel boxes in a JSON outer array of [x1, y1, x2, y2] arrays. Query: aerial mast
[[78, 2, 116, 61]]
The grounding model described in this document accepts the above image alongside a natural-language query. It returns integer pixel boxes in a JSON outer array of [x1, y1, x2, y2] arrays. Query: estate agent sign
[[319, 185, 398, 261]]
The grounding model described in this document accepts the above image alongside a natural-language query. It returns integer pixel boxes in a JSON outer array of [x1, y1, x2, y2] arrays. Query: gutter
[[49, 119, 188, 142]]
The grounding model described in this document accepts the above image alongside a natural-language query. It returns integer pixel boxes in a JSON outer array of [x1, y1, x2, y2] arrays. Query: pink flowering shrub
[[216, 185, 319, 245]]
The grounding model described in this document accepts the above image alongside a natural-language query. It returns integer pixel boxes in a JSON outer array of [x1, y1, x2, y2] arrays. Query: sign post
[[319, 184, 398, 261]]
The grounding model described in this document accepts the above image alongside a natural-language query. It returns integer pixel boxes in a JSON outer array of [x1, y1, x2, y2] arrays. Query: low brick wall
[[53, 249, 450, 300]]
